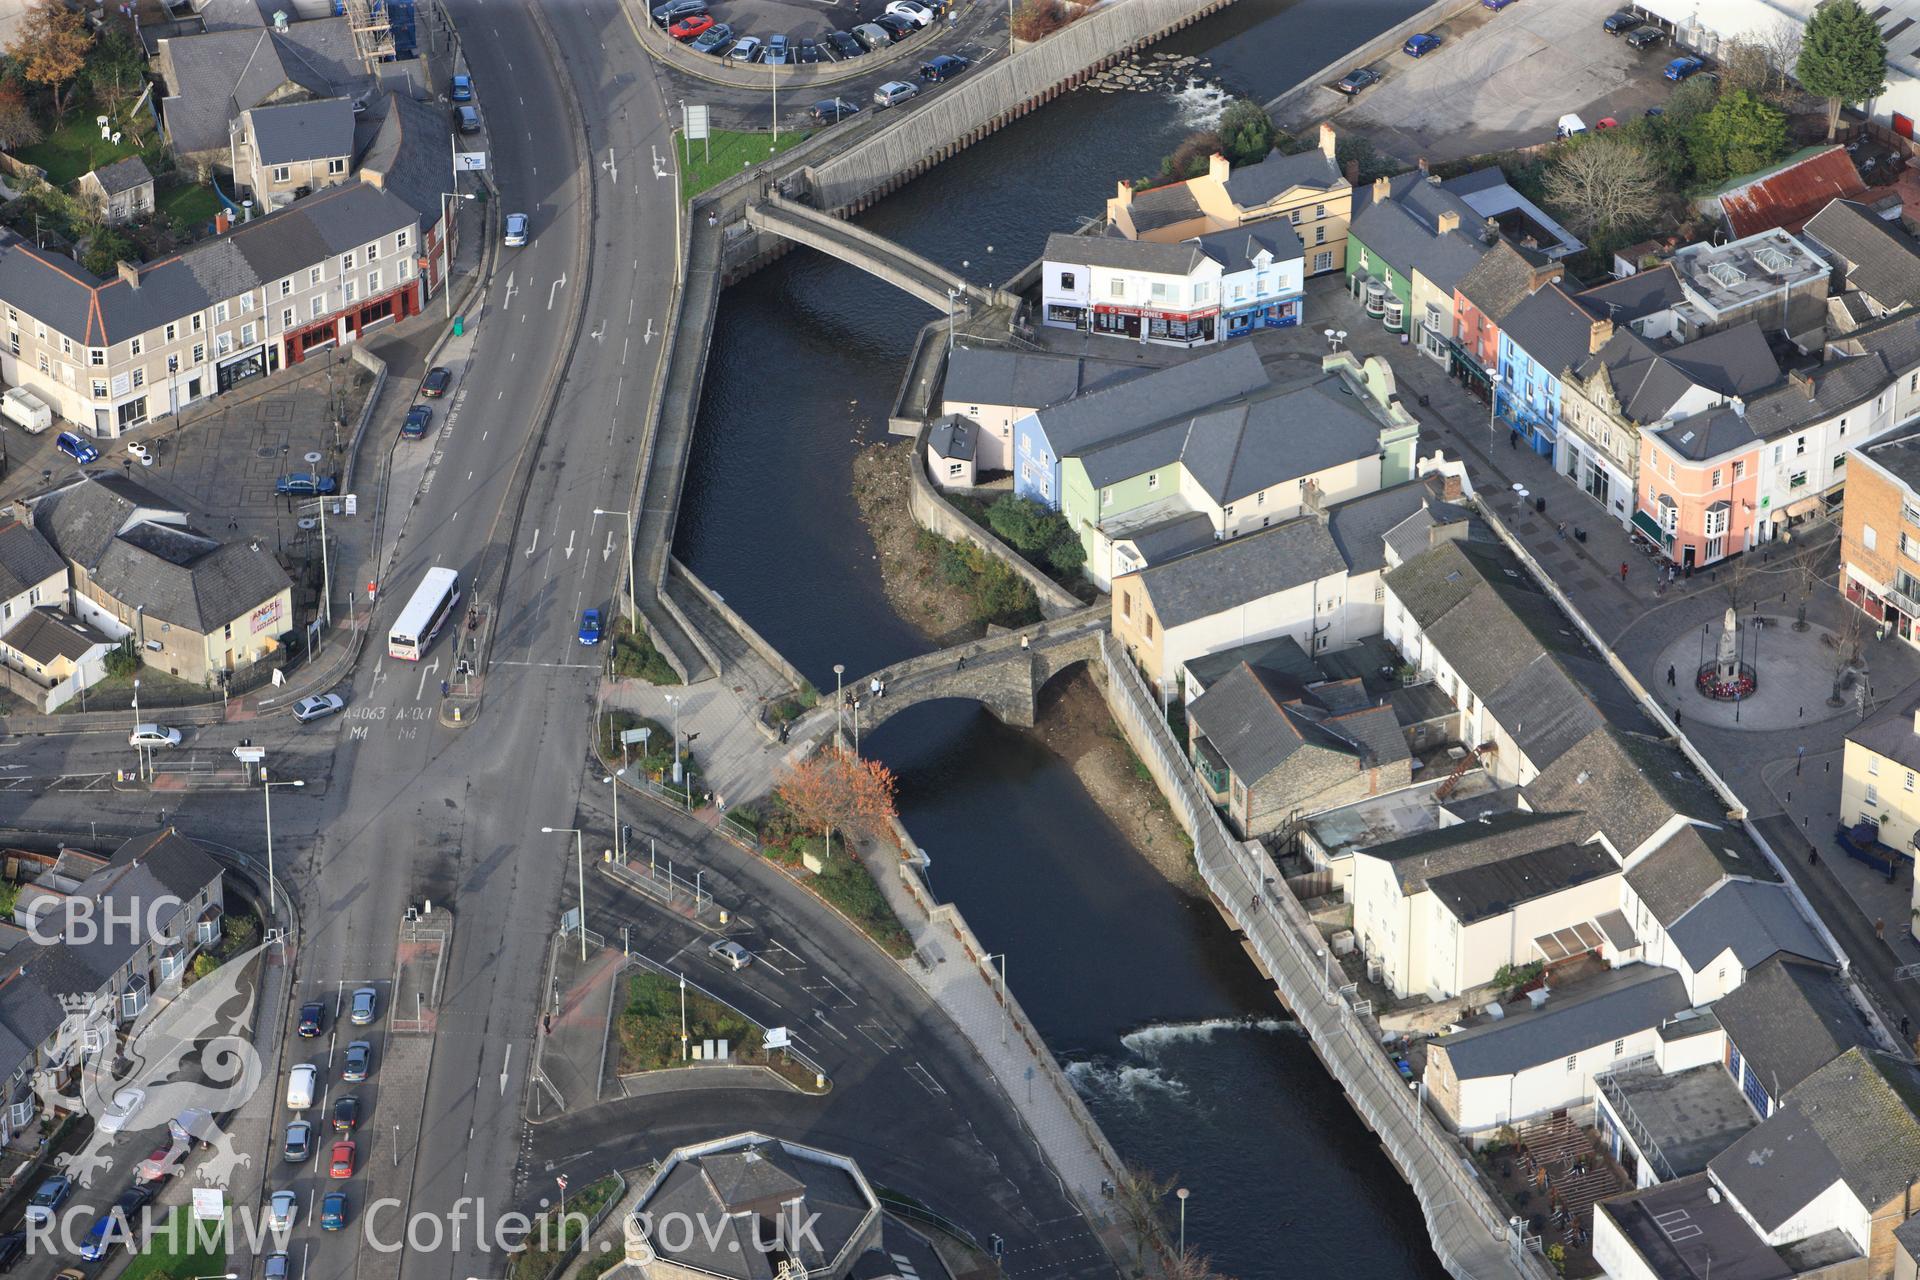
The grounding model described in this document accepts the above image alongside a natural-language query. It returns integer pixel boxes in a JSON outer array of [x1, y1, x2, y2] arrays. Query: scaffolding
[[344, 0, 395, 69]]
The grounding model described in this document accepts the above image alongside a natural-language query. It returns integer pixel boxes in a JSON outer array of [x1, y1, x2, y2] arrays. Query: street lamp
[[604, 771, 627, 859], [833, 663, 845, 743], [441, 191, 478, 318], [260, 767, 303, 918], [591, 508, 638, 629], [947, 287, 959, 353], [541, 826, 588, 960], [1176, 1187, 1190, 1259], [131, 676, 144, 783], [665, 694, 682, 784]]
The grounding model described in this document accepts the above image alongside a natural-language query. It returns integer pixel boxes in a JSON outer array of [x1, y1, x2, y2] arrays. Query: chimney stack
[[1791, 368, 1817, 400], [1208, 153, 1231, 185], [1436, 209, 1459, 236], [1112, 180, 1133, 209], [1440, 473, 1463, 501], [1319, 121, 1337, 160], [116, 261, 139, 290], [1588, 316, 1614, 354], [1912, 705, 1920, 736], [1372, 174, 1392, 203], [1344, 158, 1360, 185]]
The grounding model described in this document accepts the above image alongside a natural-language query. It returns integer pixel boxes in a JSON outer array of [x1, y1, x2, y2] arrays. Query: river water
[[675, 2, 1449, 1275]]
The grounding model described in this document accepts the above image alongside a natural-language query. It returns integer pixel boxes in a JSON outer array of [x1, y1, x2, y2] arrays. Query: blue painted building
[[1494, 284, 1598, 459]]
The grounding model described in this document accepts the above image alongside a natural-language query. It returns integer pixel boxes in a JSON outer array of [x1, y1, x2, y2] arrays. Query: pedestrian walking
[[1878, 917, 1888, 941], [1020, 634, 1030, 651], [1903, 1015, 1911, 1042], [1620, 562, 1629, 582], [440, 679, 449, 697], [543, 1014, 552, 1035], [870, 676, 882, 700], [1509, 429, 1518, 450], [778, 721, 790, 744], [1810, 847, 1820, 867], [1667, 665, 1676, 687], [957, 653, 967, 670], [707, 212, 717, 227]]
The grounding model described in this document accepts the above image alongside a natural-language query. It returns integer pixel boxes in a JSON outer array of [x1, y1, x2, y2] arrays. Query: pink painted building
[[1636, 404, 1762, 570]]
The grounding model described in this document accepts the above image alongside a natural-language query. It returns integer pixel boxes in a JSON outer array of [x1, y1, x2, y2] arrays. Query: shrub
[[1010, 0, 1069, 41], [103, 637, 140, 678], [1217, 99, 1275, 166]]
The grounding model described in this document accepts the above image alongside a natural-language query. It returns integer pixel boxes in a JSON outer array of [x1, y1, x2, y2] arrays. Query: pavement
[[531, 935, 626, 1116]]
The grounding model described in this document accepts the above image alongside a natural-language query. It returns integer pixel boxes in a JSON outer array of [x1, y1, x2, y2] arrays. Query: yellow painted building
[[1842, 694, 1920, 940]]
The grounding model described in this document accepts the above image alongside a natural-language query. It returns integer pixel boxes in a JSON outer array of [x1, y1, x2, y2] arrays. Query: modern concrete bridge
[[744, 194, 1016, 313]]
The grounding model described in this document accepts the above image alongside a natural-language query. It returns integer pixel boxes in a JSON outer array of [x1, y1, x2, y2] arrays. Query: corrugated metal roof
[[1719, 147, 1866, 238]]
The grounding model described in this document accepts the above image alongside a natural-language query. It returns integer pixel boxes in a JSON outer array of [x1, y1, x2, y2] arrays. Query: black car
[[1625, 24, 1664, 48], [421, 366, 452, 398], [0, 1234, 24, 1273], [919, 54, 969, 81], [1602, 10, 1639, 32], [651, 0, 706, 23], [1333, 67, 1380, 95], [809, 98, 862, 123], [298, 1001, 325, 1037], [796, 37, 822, 63], [828, 30, 862, 56], [333, 1095, 360, 1132], [875, 13, 914, 38]]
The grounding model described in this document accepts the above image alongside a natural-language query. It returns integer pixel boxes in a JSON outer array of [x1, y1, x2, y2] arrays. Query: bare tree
[[1541, 136, 1662, 241], [1112, 1165, 1176, 1272], [1754, 17, 1806, 99], [1829, 605, 1865, 706], [1720, 554, 1756, 617], [1165, 1252, 1236, 1279], [1719, 38, 1774, 99]]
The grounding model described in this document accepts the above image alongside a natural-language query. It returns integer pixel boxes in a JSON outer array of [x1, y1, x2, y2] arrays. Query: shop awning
[[1632, 509, 1664, 542]]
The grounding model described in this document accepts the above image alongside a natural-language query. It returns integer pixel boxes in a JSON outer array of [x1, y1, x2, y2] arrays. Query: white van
[[286, 1064, 316, 1110], [1556, 113, 1588, 139], [2, 387, 51, 434]]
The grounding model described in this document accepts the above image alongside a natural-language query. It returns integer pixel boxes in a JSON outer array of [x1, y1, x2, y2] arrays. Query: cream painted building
[[1842, 694, 1920, 941]]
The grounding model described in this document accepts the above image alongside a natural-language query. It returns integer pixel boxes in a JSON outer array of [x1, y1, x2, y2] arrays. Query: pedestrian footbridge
[[743, 194, 1015, 314]]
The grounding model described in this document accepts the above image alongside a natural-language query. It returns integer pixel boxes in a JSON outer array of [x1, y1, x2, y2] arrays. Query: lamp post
[[131, 676, 143, 783], [592, 508, 638, 629], [666, 694, 682, 784], [542, 827, 588, 960], [442, 191, 477, 318], [947, 287, 958, 353], [1176, 1187, 1190, 1260], [261, 768, 303, 918], [605, 770, 626, 858], [833, 663, 845, 745]]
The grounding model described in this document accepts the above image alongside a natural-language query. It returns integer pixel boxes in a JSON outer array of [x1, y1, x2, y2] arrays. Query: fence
[[604, 848, 715, 916], [1096, 632, 1552, 1280]]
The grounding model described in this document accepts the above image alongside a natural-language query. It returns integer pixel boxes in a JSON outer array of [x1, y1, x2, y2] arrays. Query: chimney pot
[[1372, 174, 1392, 203], [1588, 316, 1614, 354]]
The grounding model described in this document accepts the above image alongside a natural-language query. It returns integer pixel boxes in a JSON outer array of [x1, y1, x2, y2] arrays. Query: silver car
[[707, 939, 752, 970], [504, 213, 529, 247], [293, 693, 345, 723], [129, 724, 182, 748]]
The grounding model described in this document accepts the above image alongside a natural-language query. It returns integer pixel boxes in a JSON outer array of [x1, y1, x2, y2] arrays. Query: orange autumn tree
[[775, 748, 898, 861]]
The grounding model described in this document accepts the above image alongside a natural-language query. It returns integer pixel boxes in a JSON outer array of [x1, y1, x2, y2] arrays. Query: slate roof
[[1044, 231, 1210, 276], [1, 608, 107, 666], [1356, 809, 1591, 895], [1502, 285, 1601, 381], [1350, 171, 1487, 293], [1713, 955, 1872, 1100], [1575, 265, 1686, 326], [1125, 181, 1203, 234], [85, 156, 153, 198], [1192, 222, 1304, 270], [1596, 1174, 1792, 1280], [247, 97, 354, 165], [1034, 343, 1268, 458], [1847, 690, 1920, 773], [1324, 479, 1465, 576], [1427, 842, 1619, 925], [1711, 1049, 1920, 1230], [1187, 661, 1407, 785], [0, 520, 64, 601], [1223, 146, 1345, 205], [1457, 240, 1558, 326], [0, 182, 419, 346], [1182, 633, 1320, 692], [927, 415, 976, 462], [942, 346, 1141, 411], [1659, 324, 1782, 398], [1434, 965, 1690, 1080], [355, 90, 456, 225], [1654, 405, 1760, 463], [1744, 350, 1898, 441], [637, 1137, 874, 1280], [1578, 323, 1780, 432], [1116, 510, 1214, 563], [1529, 728, 1761, 871], [1667, 879, 1830, 971], [157, 19, 365, 157], [1132, 516, 1347, 629], [1720, 147, 1867, 238], [1804, 198, 1920, 309]]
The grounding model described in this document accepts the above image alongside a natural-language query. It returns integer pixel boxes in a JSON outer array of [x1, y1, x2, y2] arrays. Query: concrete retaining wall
[[667, 557, 809, 692], [906, 418, 1086, 619], [1265, 0, 1485, 126]]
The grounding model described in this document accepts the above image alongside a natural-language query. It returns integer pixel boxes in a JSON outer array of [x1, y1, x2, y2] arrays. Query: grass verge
[[678, 128, 812, 200], [505, 1174, 622, 1280], [120, 1208, 226, 1280], [617, 970, 824, 1090]]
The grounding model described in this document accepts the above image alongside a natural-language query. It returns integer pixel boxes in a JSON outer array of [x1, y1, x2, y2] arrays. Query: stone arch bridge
[[797, 606, 1109, 743], [743, 193, 1016, 314]]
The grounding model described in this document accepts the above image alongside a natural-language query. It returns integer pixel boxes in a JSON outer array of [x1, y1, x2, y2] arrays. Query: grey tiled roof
[[1192, 222, 1304, 270], [1575, 265, 1686, 326], [1530, 729, 1762, 871], [927, 415, 975, 461], [1501, 285, 1600, 381], [1325, 479, 1458, 576], [1668, 879, 1830, 971], [157, 19, 364, 157], [1658, 324, 1781, 398], [247, 97, 354, 166], [1357, 809, 1591, 895], [1457, 240, 1558, 326], [1803, 198, 1920, 309], [1188, 662, 1351, 783], [1044, 231, 1210, 276], [1182, 633, 1318, 692], [1744, 350, 1896, 441], [1118, 510, 1214, 563], [1350, 171, 1487, 293], [1223, 147, 1344, 205], [1132, 516, 1346, 629], [941, 346, 1141, 412], [0, 520, 64, 601], [1035, 343, 1268, 458], [1711, 1049, 1920, 1230], [2, 607, 106, 665], [355, 90, 455, 225], [1713, 954, 1872, 1101], [1426, 841, 1619, 925], [1624, 826, 1736, 927], [638, 1138, 873, 1279], [1654, 405, 1759, 462], [1846, 690, 1920, 773], [1435, 965, 1690, 1080], [1125, 182, 1202, 234], [86, 156, 153, 198]]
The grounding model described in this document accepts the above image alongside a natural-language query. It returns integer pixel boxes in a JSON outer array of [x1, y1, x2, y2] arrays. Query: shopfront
[[216, 344, 274, 393], [285, 282, 421, 367], [1223, 296, 1301, 338]]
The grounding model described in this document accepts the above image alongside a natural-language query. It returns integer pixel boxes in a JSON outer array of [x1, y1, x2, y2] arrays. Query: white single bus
[[388, 567, 462, 661]]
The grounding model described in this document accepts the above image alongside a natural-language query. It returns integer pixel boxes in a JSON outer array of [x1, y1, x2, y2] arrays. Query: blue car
[[1664, 55, 1705, 80], [55, 431, 98, 464], [1403, 32, 1440, 56], [450, 74, 473, 102], [578, 609, 602, 646], [1482, 0, 1516, 9], [321, 1191, 348, 1231], [80, 1187, 151, 1261], [275, 472, 337, 496]]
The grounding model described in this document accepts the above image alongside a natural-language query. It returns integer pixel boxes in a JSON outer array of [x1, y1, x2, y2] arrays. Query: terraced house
[[0, 181, 421, 438]]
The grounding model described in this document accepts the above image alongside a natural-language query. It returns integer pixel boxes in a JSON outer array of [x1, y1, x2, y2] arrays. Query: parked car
[[1556, 113, 1588, 138], [421, 366, 452, 397], [54, 431, 98, 464], [126, 441, 152, 466], [690, 22, 734, 52], [1602, 10, 1638, 31], [1482, 0, 1517, 9], [330, 1141, 356, 1179], [669, 13, 713, 40], [1334, 67, 1379, 94], [275, 472, 337, 496], [450, 73, 473, 101], [343, 1040, 372, 1082], [78, 1191, 149, 1264], [269, 1190, 297, 1232], [796, 37, 822, 63], [299, 1001, 325, 1037], [264, 1254, 289, 1280], [919, 54, 969, 81], [651, 0, 706, 23], [1625, 24, 1664, 48], [25, 1176, 71, 1224], [0, 1238, 25, 1274], [1595, 116, 1619, 129], [886, 0, 935, 25], [577, 609, 602, 646], [402, 405, 432, 439], [810, 97, 862, 123], [504, 212, 530, 247], [873, 80, 918, 107], [874, 13, 915, 39], [129, 724, 182, 749], [321, 1192, 348, 1231], [333, 1096, 360, 1132], [708, 938, 753, 970], [294, 693, 346, 723], [851, 23, 890, 50], [1664, 55, 1705, 79], [456, 104, 481, 134], [1402, 32, 1440, 56], [728, 34, 763, 61], [350, 986, 378, 1025], [287, 1064, 317, 1109], [284, 1120, 312, 1162], [99, 1087, 146, 1134], [764, 33, 789, 64], [134, 1146, 175, 1185], [828, 30, 862, 57]]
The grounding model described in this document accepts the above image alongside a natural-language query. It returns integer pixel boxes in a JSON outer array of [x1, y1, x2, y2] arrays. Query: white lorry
[[1, 387, 51, 434]]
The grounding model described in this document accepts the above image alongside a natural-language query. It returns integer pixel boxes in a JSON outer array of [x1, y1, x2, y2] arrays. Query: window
[[1144, 615, 1154, 640], [130, 368, 143, 389], [328, 158, 346, 176], [90, 379, 106, 399], [1903, 532, 1919, 559], [341, 251, 356, 271], [1150, 282, 1170, 302], [239, 293, 253, 314], [1109, 279, 1125, 299], [1868, 522, 1884, 551], [88, 348, 104, 367], [309, 266, 323, 287], [1103, 489, 1112, 508], [280, 279, 293, 299], [399, 258, 413, 281], [1193, 283, 1210, 303], [366, 241, 381, 261], [214, 302, 229, 324], [1796, 435, 1807, 456], [191, 343, 204, 364], [310, 297, 325, 319], [216, 334, 232, 357], [1835, 454, 1846, 473], [1613, 1039, 1625, 1057], [191, 314, 203, 333], [1907, 772, 1915, 793], [1315, 204, 1326, 219], [281, 308, 294, 330], [1059, 271, 1075, 290], [1289, 208, 1301, 225], [1147, 473, 1159, 490], [1868, 783, 1881, 805], [130, 337, 143, 356], [240, 323, 255, 348], [59, 337, 70, 356], [164, 323, 176, 342], [1256, 492, 1265, 506], [1704, 506, 1729, 537], [35, 355, 46, 375], [1566, 1054, 1578, 1072], [1313, 252, 1332, 273], [1711, 468, 1721, 488], [343, 279, 356, 304], [271, 166, 291, 184], [1789, 470, 1809, 489], [1314, 225, 1326, 245], [1121, 593, 1131, 619], [1773, 444, 1783, 466], [1869, 756, 1881, 776], [366, 270, 381, 295], [396, 230, 410, 250], [1732, 459, 1745, 479]]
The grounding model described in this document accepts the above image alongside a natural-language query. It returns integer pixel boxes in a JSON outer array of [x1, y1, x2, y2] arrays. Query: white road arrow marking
[[644, 318, 656, 344], [499, 1044, 512, 1095], [564, 530, 576, 559], [502, 271, 518, 309], [525, 529, 540, 558], [416, 656, 441, 701], [603, 532, 615, 561], [548, 273, 568, 311]]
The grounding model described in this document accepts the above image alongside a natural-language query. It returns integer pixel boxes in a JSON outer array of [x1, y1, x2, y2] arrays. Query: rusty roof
[[1720, 146, 1866, 238]]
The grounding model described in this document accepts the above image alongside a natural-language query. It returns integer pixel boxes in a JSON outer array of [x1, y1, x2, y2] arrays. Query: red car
[[330, 1140, 356, 1179], [1595, 116, 1620, 129], [669, 13, 713, 39]]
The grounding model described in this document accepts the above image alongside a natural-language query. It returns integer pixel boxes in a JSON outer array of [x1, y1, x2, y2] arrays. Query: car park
[[1556, 113, 1588, 138], [669, 13, 713, 39], [26, 1176, 70, 1224], [708, 938, 753, 970], [874, 80, 918, 107], [919, 54, 969, 81], [851, 23, 890, 50], [1664, 55, 1705, 79], [578, 609, 602, 646], [321, 1192, 348, 1231], [729, 34, 762, 61], [810, 98, 862, 124], [456, 104, 481, 134], [1334, 67, 1380, 95], [828, 30, 862, 57], [1602, 9, 1638, 31], [875, 14, 915, 39], [764, 33, 789, 64], [284, 1120, 312, 1162], [294, 693, 346, 723], [651, 0, 706, 23], [402, 405, 432, 439], [797, 37, 822, 63], [450, 73, 473, 101], [1402, 32, 1439, 56], [343, 1040, 372, 1082], [129, 724, 182, 748], [126, 441, 152, 466], [275, 472, 337, 496], [55, 431, 98, 464], [330, 1141, 356, 1178], [690, 22, 733, 52], [1625, 25, 1664, 49], [333, 1096, 360, 1131], [269, 1190, 297, 1232], [351, 986, 378, 1025], [299, 1001, 325, 1037], [99, 1087, 146, 1134], [886, 0, 934, 25], [422, 366, 452, 397]]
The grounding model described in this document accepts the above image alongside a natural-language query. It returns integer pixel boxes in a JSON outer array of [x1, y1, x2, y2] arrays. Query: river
[[674, 2, 1450, 1275]]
